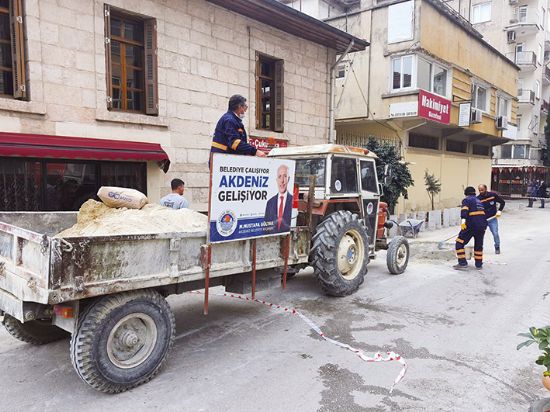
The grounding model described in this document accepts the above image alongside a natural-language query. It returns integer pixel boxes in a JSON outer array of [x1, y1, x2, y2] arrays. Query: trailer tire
[[2, 314, 69, 345], [386, 236, 409, 275], [310, 211, 368, 297], [70, 290, 175, 394]]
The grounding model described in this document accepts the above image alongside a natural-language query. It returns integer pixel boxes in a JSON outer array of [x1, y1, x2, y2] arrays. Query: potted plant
[[517, 326, 550, 390]]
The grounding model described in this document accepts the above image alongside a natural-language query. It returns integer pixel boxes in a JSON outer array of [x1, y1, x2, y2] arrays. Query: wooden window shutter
[[104, 4, 112, 110], [274, 59, 284, 132], [144, 18, 158, 116], [10, 0, 27, 99]]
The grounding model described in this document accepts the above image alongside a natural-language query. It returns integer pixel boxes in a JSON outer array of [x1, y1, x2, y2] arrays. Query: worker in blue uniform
[[210, 95, 266, 160], [454, 186, 488, 271], [477, 184, 505, 254]]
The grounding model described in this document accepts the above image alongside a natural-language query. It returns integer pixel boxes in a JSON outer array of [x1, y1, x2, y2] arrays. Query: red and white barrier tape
[[189, 291, 407, 393]]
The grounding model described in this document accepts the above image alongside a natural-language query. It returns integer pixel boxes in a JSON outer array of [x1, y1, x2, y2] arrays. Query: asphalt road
[[1, 202, 549, 411]]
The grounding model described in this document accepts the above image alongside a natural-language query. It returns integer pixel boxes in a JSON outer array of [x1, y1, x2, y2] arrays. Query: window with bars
[[0, 158, 147, 211], [104, 5, 158, 115], [256, 53, 284, 132], [0, 0, 27, 99]]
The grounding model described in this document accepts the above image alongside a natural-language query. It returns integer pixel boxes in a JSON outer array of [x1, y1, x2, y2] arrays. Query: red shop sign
[[249, 136, 288, 153], [418, 89, 451, 125]]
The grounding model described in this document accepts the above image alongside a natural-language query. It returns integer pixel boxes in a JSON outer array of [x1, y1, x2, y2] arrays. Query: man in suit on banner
[[264, 164, 293, 234]]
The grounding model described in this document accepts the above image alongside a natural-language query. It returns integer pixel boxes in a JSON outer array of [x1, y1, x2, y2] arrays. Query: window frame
[[446, 139, 468, 154], [387, 0, 414, 44], [390, 54, 414, 92], [255, 52, 284, 132], [472, 83, 489, 112], [104, 4, 158, 116], [472, 1, 492, 24], [472, 144, 491, 157], [518, 5, 527, 23], [0, 157, 147, 211], [0, 0, 27, 99], [408, 133, 440, 150], [390, 54, 450, 98], [497, 95, 511, 118], [329, 156, 358, 195]]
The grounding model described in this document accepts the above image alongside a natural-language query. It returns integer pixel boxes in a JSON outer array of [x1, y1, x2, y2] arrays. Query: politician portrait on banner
[[209, 154, 296, 243], [264, 164, 293, 234]]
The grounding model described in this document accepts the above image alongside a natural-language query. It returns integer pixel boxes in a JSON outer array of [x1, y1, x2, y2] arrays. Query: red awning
[[0, 131, 170, 172]]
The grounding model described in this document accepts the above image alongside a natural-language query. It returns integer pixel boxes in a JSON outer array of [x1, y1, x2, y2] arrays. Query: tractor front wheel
[[310, 211, 369, 297]]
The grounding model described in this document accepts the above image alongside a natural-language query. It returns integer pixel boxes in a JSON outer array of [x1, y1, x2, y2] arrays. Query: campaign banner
[[209, 154, 296, 243]]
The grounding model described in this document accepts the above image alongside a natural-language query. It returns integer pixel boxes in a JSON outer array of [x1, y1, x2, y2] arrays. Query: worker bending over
[[454, 186, 488, 271]]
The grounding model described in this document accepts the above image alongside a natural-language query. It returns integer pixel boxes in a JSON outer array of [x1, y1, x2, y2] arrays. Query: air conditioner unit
[[507, 30, 516, 44], [471, 109, 483, 124], [496, 116, 508, 130]]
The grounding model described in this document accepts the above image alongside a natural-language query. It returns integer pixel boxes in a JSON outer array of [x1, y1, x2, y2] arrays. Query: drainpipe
[[329, 40, 354, 143]]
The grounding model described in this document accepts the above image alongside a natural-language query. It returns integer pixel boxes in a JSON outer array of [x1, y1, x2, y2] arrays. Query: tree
[[424, 169, 441, 211], [365, 137, 414, 214], [543, 109, 550, 166]]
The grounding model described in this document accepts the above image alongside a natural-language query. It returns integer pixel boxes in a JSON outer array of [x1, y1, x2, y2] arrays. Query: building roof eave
[[206, 0, 369, 53]]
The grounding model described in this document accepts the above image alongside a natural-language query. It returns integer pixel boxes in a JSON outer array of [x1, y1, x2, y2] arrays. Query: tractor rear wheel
[[310, 211, 369, 297]]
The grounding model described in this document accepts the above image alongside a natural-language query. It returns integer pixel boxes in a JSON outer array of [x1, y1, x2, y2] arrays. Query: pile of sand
[[55, 200, 208, 238]]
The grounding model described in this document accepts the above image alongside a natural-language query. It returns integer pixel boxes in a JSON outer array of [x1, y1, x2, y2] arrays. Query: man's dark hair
[[228, 94, 247, 111], [171, 178, 185, 190], [464, 186, 476, 196]]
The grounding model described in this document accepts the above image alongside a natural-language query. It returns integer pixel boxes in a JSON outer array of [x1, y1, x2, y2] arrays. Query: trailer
[[0, 144, 409, 393]]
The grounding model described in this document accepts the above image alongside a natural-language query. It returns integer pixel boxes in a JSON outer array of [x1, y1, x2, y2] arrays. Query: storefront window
[[0, 158, 147, 211], [0, 159, 42, 211], [45, 163, 98, 211]]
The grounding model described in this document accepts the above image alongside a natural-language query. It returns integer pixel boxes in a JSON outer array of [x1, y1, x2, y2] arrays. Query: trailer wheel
[[2, 314, 69, 345], [386, 236, 409, 275], [70, 290, 175, 393], [310, 211, 369, 297]]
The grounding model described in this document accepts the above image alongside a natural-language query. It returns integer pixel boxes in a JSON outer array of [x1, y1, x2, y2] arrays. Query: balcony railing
[[509, 9, 541, 26], [507, 51, 537, 68], [518, 89, 536, 104]]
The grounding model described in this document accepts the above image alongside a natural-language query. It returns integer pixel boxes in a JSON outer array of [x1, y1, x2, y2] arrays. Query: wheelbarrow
[[397, 219, 424, 238]]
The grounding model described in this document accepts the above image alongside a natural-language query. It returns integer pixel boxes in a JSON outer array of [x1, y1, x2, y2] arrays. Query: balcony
[[518, 89, 535, 104], [507, 8, 542, 35], [507, 51, 537, 71], [544, 67, 550, 84]]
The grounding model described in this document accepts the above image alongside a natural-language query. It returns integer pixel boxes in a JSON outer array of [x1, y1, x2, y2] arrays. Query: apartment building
[[446, 0, 550, 195], [287, 0, 519, 211], [0, 0, 367, 212]]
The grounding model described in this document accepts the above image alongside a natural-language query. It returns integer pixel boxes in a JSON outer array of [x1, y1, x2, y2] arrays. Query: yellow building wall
[[450, 67, 515, 137], [401, 149, 491, 213], [420, 1, 518, 97]]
